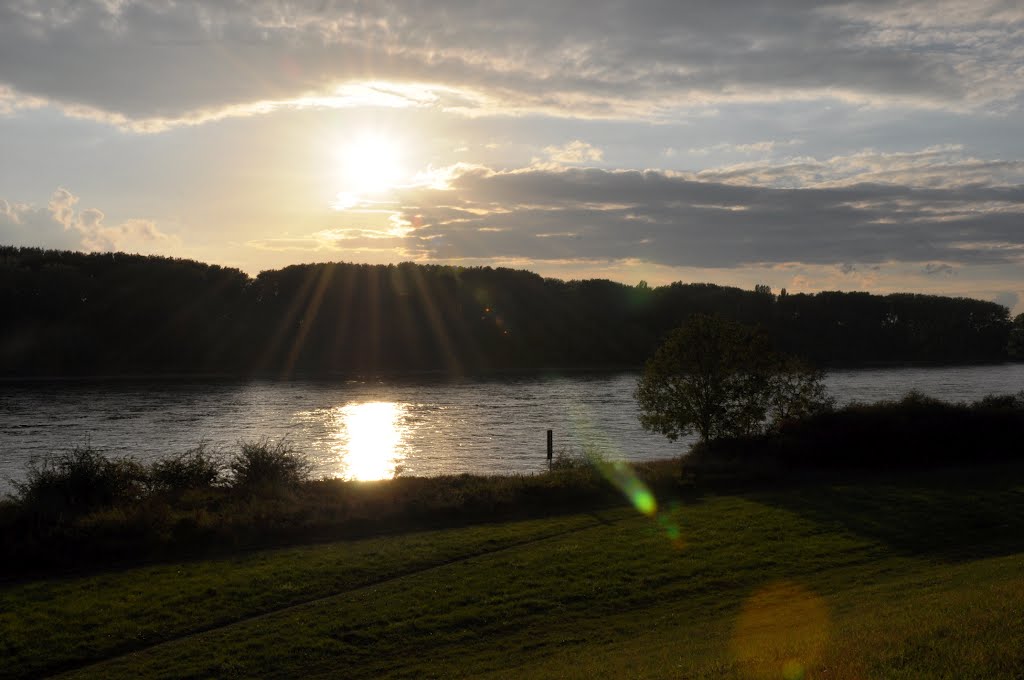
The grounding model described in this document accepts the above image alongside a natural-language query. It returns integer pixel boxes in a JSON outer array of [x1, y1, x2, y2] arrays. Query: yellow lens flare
[[731, 581, 830, 680]]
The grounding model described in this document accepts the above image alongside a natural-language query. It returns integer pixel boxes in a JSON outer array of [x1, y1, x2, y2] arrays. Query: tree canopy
[[0, 246, 1017, 377], [634, 314, 834, 442]]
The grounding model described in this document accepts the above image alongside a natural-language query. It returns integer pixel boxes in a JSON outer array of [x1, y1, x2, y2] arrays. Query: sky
[[1, 1, 1023, 313]]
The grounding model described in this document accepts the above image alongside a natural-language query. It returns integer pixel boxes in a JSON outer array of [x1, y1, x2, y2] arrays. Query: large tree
[[634, 314, 832, 443], [1010, 313, 1024, 360]]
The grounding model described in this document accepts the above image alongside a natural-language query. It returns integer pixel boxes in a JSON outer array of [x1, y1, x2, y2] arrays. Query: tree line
[[1, 245, 1021, 377]]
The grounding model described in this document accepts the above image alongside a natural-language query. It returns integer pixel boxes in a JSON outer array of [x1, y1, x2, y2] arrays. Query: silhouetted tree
[[0, 246, 1014, 376], [766, 360, 835, 427], [634, 314, 831, 443], [1010, 313, 1024, 360]]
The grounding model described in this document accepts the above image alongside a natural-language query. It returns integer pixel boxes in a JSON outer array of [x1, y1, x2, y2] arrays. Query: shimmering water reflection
[[335, 402, 408, 480], [298, 401, 411, 481]]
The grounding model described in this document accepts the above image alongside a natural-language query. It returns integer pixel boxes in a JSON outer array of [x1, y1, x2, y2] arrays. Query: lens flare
[[592, 458, 658, 516], [566, 400, 684, 546], [730, 581, 830, 680]]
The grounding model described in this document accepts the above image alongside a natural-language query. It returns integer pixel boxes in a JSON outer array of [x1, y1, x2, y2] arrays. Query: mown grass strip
[[1, 512, 619, 680], [50, 496, 897, 678]]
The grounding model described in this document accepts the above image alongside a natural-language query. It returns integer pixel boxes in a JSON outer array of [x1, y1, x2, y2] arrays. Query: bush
[[973, 391, 1024, 409], [549, 447, 598, 472], [686, 390, 1024, 476], [149, 443, 224, 493], [228, 438, 311, 492], [11, 446, 147, 517]]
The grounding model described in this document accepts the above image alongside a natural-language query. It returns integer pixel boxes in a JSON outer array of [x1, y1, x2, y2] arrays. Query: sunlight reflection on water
[[326, 401, 409, 481]]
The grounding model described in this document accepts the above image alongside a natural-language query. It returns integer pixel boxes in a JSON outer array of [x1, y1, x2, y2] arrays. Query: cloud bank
[[374, 152, 1024, 269], [1, 0, 1022, 129]]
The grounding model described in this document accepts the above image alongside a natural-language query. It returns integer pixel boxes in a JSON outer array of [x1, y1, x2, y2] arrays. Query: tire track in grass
[[46, 508, 631, 679]]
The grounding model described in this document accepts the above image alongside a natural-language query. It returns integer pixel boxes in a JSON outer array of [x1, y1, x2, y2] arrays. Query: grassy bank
[[1, 441, 681, 577], [2, 462, 1023, 679]]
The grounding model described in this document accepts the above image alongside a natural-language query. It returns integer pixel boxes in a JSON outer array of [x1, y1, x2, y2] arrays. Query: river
[[1, 364, 1022, 492]]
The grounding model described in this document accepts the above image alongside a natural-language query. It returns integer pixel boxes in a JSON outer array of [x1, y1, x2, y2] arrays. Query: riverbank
[[0, 450, 677, 579], [5, 391, 1024, 578], [3, 461, 1023, 679]]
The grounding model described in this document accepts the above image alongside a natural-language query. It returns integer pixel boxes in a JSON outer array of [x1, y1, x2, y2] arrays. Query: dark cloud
[[923, 263, 956, 276], [390, 166, 1024, 268], [0, 0, 1020, 125]]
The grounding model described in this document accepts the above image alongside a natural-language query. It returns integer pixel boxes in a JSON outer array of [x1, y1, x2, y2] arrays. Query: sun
[[334, 132, 406, 208]]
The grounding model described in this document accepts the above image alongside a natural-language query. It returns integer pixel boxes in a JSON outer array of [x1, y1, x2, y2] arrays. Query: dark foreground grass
[[0, 448, 646, 576], [3, 462, 1024, 679]]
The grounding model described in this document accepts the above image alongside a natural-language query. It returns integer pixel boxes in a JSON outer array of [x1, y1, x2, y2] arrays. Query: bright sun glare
[[334, 133, 406, 210], [337, 401, 407, 481]]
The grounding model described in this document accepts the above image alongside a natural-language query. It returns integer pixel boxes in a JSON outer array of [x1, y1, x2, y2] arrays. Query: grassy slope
[[3, 465, 1024, 679]]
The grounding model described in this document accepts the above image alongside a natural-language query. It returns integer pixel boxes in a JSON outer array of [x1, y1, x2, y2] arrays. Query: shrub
[[149, 443, 224, 493], [896, 389, 947, 409], [11, 446, 147, 517], [549, 447, 597, 472], [686, 389, 1024, 476], [228, 438, 311, 492], [973, 391, 1024, 409]]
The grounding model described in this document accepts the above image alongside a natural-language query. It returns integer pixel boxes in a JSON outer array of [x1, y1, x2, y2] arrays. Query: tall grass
[[0, 438, 667, 575]]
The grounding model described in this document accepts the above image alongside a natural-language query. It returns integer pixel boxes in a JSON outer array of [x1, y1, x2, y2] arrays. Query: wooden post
[[547, 429, 553, 469]]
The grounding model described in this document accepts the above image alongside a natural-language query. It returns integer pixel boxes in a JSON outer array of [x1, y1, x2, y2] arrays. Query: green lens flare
[[567, 403, 682, 545], [592, 458, 658, 517]]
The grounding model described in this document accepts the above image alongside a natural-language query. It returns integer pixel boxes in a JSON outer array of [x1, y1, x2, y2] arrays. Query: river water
[[1, 364, 1022, 492]]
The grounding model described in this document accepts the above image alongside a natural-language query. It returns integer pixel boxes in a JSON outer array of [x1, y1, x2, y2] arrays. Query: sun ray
[[257, 265, 329, 373], [407, 264, 467, 374], [281, 264, 337, 376]]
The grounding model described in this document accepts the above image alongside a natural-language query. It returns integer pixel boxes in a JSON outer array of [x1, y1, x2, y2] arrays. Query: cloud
[[696, 146, 1024, 189], [0, 188, 177, 253], [1, 0, 1022, 129], [690, 139, 803, 155], [923, 263, 956, 276], [542, 140, 604, 165], [379, 155, 1024, 269]]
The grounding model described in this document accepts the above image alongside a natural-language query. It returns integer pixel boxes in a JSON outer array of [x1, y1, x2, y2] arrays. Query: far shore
[[2, 357, 1022, 383]]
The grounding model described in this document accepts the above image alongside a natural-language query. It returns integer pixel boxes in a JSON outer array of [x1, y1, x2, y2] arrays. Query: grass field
[[3, 463, 1024, 679]]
